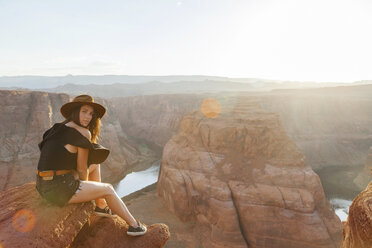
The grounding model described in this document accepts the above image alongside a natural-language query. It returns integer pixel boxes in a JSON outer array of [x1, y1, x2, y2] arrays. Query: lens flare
[[12, 209, 36, 233], [201, 98, 221, 118]]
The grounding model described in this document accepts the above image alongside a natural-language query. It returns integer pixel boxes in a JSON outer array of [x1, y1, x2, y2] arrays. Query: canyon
[[1, 83, 371, 247], [2, 85, 372, 191]]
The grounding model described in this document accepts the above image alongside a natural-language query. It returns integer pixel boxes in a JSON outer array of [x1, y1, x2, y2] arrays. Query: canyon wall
[[110, 94, 203, 148], [157, 98, 342, 248], [109, 86, 372, 170], [0, 90, 144, 190], [354, 146, 372, 190], [258, 87, 372, 169]]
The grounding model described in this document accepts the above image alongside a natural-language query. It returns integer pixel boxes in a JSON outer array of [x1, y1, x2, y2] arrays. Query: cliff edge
[[0, 183, 170, 248]]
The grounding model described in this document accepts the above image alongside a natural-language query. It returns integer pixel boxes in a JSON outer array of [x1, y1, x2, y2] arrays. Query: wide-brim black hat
[[60, 95, 106, 119]]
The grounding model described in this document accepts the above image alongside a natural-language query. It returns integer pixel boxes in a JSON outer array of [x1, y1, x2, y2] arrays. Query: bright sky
[[0, 0, 371, 82]]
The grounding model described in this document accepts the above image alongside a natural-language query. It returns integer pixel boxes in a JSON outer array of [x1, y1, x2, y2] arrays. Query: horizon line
[[0, 74, 370, 84]]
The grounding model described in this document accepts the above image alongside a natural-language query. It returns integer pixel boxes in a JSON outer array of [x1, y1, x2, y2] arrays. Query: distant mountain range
[[0, 75, 371, 98], [0, 75, 262, 89]]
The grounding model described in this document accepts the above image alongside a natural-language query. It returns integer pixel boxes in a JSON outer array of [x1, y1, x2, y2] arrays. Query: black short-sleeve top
[[37, 123, 110, 171]]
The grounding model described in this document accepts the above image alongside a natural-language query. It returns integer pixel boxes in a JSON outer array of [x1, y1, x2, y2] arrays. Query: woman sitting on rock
[[36, 94, 147, 236]]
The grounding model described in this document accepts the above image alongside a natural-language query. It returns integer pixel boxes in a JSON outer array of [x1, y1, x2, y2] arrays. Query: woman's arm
[[75, 128, 92, 181], [73, 125, 92, 181], [77, 147, 89, 180]]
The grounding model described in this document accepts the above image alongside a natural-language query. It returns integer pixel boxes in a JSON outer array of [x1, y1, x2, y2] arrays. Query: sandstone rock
[[0, 182, 94, 248], [71, 216, 170, 248], [0, 182, 170, 248], [157, 98, 342, 248], [341, 181, 372, 248]]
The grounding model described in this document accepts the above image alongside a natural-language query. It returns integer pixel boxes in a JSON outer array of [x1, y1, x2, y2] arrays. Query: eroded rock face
[[111, 94, 203, 148], [341, 181, 372, 248], [0, 182, 94, 248], [0, 91, 68, 190], [157, 98, 342, 248]]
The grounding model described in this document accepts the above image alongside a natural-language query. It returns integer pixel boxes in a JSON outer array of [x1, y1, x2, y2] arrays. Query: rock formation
[[0, 90, 150, 190], [71, 217, 170, 248], [0, 183, 170, 248], [157, 97, 342, 247], [354, 146, 372, 191], [341, 181, 372, 248], [0, 182, 93, 248]]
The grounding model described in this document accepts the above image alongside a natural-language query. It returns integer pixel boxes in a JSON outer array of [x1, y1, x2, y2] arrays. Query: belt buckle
[[42, 176, 53, 180]]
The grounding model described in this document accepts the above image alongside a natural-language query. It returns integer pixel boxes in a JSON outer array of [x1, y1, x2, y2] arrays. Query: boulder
[[0, 182, 170, 248], [71, 217, 170, 248], [0, 182, 94, 248], [341, 181, 372, 248]]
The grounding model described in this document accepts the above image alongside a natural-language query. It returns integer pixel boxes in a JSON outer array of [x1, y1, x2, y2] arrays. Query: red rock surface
[[157, 98, 342, 248], [0, 182, 94, 248], [72, 216, 170, 248], [0, 183, 170, 248], [341, 181, 372, 248]]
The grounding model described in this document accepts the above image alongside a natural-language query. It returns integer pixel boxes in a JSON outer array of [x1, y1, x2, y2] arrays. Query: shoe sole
[[94, 212, 117, 218], [127, 226, 147, 236]]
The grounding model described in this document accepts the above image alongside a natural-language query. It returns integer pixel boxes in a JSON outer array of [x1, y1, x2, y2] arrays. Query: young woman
[[36, 95, 147, 236]]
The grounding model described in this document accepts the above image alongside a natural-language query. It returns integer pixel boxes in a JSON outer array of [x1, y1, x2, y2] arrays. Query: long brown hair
[[62, 105, 101, 143]]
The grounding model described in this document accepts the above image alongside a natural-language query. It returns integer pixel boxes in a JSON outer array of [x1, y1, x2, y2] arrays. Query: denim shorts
[[36, 172, 81, 207]]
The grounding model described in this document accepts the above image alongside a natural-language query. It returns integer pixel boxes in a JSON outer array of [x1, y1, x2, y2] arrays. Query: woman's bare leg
[[88, 164, 107, 209], [68, 181, 138, 227]]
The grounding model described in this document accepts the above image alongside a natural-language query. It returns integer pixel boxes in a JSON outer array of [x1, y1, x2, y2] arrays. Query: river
[[114, 160, 161, 198], [316, 165, 365, 222], [114, 161, 361, 221]]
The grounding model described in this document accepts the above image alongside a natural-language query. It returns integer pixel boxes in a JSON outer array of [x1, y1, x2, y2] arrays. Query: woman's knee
[[101, 183, 115, 195], [89, 163, 100, 172]]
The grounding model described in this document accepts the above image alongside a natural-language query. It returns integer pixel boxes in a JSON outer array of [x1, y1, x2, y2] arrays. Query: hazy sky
[[1, 0, 371, 82]]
